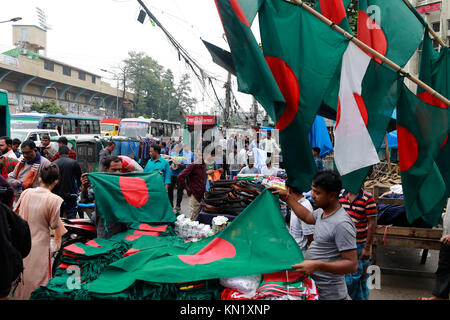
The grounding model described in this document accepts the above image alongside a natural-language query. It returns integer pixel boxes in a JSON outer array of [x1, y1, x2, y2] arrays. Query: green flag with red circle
[[88, 171, 176, 225]]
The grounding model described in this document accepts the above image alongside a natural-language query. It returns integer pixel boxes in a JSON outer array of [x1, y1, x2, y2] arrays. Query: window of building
[[78, 71, 86, 80], [92, 75, 96, 84], [44, 60, 54, 72], [432, 22, 440, 32], [448, 20, 450, 30], [63, 66, 71, 76]]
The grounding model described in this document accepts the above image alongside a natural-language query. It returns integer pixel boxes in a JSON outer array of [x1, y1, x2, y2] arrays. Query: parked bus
[[11, 113, 101, 137], [101, 118, 120, 136], [0, 89, 11, 137], [119, 117, 181, 142]]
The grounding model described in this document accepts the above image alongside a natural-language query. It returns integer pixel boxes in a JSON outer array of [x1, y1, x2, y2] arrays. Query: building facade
[[0, 25, 134, 118]]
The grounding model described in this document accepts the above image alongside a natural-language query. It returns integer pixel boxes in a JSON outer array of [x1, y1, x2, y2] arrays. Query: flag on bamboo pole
[[86, 189, 303, 294], [417, 31, 450, 196], [397, 84, 449, 226], [87, 171, 176, 225], [315, 0, 352, 32], [357, 0, 424, 66], [214, 0, 348, 191]]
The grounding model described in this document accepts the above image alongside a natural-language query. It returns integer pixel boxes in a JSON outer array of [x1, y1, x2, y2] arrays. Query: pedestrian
[[313, 147, 324, 171], [13, 164, 67, 300], [339, 188, 377, 300], [0, 136, 18, 159], [238, 142, 250, 171], [168, 143, 187, 211], [39, 135, 57, 160], [228, 144, 240, 180], [420, 199, 450, 300], [80, 156, 128, 239], [286, 182, 315, 253], [205, 149, 222, 185], [261, 131, 280, 163], [0, 175, 14, 208], [0, 202, 31, 300], [7, 140, 51, 201], [12, 139, 21, 158], [270, 170, 358, 300], [177, 148, 207, 220], [0, 155, 19, 180], [160, 141, 169, 155], [98, 141, 116, 172], [143, 144, 171, 190], [50, 137, 76, 162], [53, 146, 82, 219]]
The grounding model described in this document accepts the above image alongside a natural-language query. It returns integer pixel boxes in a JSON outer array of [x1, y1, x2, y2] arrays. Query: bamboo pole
[[384, 134, 391, 172], [290, 0, 450, 107], [402, 0, 446, 47]]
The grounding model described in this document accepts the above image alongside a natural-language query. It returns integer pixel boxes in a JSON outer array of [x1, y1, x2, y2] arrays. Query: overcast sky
[[0, 0, 260, 114]]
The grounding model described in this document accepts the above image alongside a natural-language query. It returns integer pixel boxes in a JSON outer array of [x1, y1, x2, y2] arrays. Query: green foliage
[[122, 51, 197, 123], [30, 100, 68, 115]]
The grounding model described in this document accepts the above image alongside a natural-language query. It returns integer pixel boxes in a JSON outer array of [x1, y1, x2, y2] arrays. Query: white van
[[11, 129, 60, 146]]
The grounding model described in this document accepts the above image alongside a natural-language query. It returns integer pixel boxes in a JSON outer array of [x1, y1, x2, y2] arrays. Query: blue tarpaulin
[[308, 115, 333, 158], [380, 130, 398, 149]]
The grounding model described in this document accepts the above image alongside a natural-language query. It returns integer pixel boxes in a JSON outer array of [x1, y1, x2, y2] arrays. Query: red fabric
[[353, 93, 369, 126], [229, 0, 250, 27], [178, 237, 236, 265], [119, 176, 149, 207], [357, 10, 387, 64], [319, 0, 347, 25], [397, 124, 419, 171]]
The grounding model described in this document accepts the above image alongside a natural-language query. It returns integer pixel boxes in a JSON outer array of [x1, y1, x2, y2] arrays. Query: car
[[11, 129, 60, 146]]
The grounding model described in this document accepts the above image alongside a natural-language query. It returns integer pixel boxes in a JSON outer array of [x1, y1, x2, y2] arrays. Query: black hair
[[161, 142, 167, 147], [0, 136, 12, 146], [57, 136, 68, 145], [58, 145, 70, 155], [313, 147, 321, 155], [40, 164, 60, 185], [41, 135, 50, 141], [12, 138, 21, 146], [21, 140, 36, 150], [103, 155, 122, 169], [107, 141, 116, 147], [312, 170, 342, 196], [151, 144, 161, 154]]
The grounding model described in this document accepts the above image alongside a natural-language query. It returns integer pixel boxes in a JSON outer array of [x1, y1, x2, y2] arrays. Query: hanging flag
[[87, 171, 176, 226], [397, 85, 448, 226], [214, 0, 349, 191], [315, 0, 352, 31], [334, 42, 380, 175], [357, 0, 424, 66], [87, 189, 304, 294], [417, 30, 450, 196]]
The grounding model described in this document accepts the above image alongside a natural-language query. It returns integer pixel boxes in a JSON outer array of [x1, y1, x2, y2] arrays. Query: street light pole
[[0, 17, 22, 24], [101, 68, 120, 118]]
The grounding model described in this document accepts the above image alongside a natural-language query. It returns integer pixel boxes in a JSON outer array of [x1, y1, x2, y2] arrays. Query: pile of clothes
[[197, 180, 266, 225]]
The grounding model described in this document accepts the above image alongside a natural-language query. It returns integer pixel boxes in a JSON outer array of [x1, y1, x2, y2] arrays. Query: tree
[[30, 100, 67, 115]]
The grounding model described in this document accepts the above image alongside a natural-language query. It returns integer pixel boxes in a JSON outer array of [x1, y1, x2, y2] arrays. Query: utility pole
[[252, 97, 258, 127], [224, 72, 231, 128]]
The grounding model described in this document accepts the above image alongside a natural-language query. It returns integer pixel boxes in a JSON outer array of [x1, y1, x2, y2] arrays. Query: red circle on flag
[[265, 56, 300, 131], [357, 10, 387, 64], [119, 176, 149, 207], [178, 237, 236, 265], [397, 125, 419, 171], [353, 93, 369, 126], [229, 0, 250, 27]]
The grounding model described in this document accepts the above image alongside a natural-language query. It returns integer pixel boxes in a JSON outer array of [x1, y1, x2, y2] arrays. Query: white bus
[[119, 117, 181, 142]]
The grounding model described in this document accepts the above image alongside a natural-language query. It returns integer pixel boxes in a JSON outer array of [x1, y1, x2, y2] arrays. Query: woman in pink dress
[[13, 164, 67, 300]]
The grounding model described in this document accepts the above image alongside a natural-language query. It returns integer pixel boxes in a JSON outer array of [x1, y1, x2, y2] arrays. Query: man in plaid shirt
[[50, 137, 76, 162]]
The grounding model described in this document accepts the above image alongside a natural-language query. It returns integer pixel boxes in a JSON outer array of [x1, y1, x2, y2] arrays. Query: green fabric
[[396, 85, 448, 226], [87, 189, 303, 294], [340, 61, 403, 193], [88, 171, 176, 226], [417, 32, 450, 197], [358, 0, 424, 67]]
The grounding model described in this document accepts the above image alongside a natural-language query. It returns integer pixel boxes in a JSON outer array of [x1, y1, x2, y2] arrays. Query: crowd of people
[[0, 132, 449, 302]]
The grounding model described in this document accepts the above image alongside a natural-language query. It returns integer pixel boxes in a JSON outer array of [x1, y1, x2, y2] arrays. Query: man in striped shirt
[[339, 188, 377, 300]]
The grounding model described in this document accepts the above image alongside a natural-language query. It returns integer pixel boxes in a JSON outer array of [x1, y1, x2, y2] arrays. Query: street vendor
[[271, 170, 358, 300], [143, 144, 171, 191]]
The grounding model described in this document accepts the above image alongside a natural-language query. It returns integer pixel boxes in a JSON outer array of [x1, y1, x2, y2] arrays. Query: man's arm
[[362, 216, 377, 260], [292, 249, 358, 275], [270, 187, 316, 225]]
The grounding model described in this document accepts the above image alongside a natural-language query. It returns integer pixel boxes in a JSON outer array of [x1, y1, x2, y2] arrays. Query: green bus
[[0, 89, 11, 137]]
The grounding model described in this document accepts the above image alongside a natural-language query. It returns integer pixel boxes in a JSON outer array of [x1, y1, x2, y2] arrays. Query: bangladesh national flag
[[87, 189, 303, 294], [417, 31, 450, 196], [315, 0, 352, 32], [87, 171, 176, 226], [214, 0, 348, 191], [397, 85, 449, 226]]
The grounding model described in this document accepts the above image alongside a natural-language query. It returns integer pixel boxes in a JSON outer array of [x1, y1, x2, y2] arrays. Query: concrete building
[[0, 25, 134, 118]]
